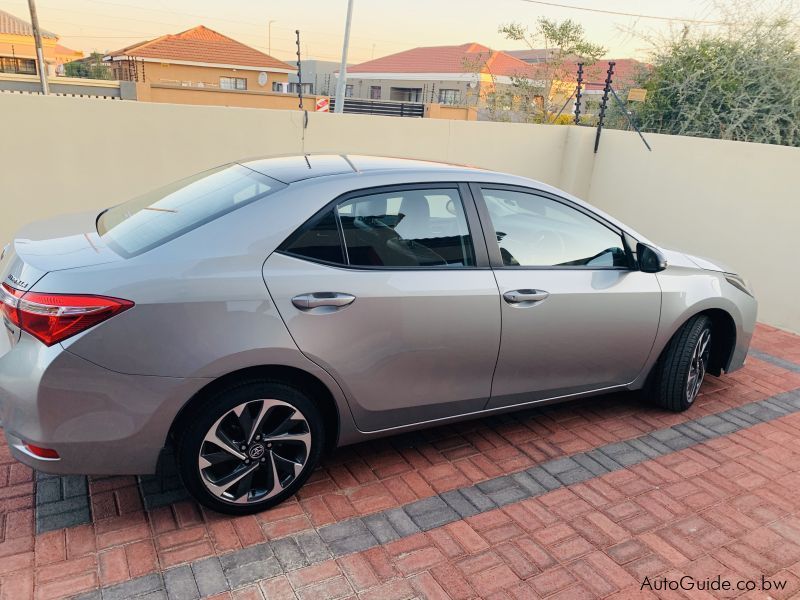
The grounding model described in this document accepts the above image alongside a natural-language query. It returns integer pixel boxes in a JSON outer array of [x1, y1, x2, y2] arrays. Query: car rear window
[[97, 164, 285, 257]]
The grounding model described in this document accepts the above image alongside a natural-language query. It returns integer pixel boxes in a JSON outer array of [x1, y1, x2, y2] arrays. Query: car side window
[[280, 208, 345, 265], [336, 188, 475, 268], [481, 188, 629, 268]]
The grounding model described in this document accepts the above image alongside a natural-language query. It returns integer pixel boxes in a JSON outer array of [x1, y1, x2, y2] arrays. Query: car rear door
[[471, 184, 661, 409], [263, 183, 501, 432]]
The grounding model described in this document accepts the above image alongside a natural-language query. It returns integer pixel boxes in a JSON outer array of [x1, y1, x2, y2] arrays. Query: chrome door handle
[[292, 292, 356, 310], [503, 289, 549, 305]]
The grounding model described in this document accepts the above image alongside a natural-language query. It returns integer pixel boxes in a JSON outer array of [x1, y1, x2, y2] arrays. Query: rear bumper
[[0, 334, 210, 475]]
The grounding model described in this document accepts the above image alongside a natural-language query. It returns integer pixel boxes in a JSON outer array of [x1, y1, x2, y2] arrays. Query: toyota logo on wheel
[[248, 444, 265, 459]]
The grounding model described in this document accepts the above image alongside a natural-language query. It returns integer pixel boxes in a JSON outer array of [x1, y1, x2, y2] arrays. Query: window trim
[[469, 183, 635, 271], [277, 182, 490, 270]]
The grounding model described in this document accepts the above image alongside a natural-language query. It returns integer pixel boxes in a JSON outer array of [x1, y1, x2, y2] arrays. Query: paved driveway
[[2, 324, 800, 599]]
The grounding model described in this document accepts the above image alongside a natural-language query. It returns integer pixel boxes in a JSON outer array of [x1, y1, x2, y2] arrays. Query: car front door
[[263, 183, 501, 432], [472, 184, 662, 410]]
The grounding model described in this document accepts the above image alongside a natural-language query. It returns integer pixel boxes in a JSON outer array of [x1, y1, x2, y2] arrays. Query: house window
[[345, 84, 354, 98], [288, 83, 314, 94], [0, 57, 37, 75], [438, 89, 461, 105], [220, 77, 247, 90], [369, 86, 381, 99]]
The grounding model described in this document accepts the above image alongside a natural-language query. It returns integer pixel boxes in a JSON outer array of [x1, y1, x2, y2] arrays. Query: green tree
[[636, 17, 800, 146], [485, 18, 605, 122], [64, 52, 113, 80]]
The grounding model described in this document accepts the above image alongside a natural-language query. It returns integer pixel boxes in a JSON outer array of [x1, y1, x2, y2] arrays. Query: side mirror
[[637, 242, 667, 273]]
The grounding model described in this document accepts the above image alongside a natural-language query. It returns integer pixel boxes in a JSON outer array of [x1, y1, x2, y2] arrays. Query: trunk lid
[[10, 210, 122, 275], [1, 211, 121, 352]]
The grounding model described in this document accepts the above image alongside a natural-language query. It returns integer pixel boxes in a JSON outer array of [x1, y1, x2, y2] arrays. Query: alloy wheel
[[686, 329, 711, 404], [198, 399, 311, 504]]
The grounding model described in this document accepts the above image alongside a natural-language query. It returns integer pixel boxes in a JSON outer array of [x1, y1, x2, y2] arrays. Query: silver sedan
[[0, 155, 757, 514]]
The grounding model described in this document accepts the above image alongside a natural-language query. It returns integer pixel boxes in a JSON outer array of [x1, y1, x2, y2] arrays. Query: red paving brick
[[1, 323, 800, 598]]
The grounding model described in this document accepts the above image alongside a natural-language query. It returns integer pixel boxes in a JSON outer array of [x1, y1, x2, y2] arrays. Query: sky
[[2, 0, 795, 63]]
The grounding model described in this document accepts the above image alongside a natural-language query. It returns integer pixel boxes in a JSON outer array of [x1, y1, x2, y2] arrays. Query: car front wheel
[[176, 380, 324, 515], [652, 314, 713, 412]]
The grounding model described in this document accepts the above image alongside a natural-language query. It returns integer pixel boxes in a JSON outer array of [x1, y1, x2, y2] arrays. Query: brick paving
[[1, 323, 800, 599]]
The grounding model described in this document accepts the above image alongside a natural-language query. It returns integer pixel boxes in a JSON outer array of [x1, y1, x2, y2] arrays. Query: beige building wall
[[111, 61, 289, 90], [0, 93, 796, 332]]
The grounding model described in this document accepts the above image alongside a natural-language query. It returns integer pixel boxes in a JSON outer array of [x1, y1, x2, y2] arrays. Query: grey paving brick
[[585, 449, 624, 472], [774, 391, 800, 409], [163, 565, 199, 600], [717, 410, 752, 429], [554, 467, 594, 485], [723, 407, 760, 425], [760, 399, 791, 415], [62, 476, 89, 499], [271, 537, 308, 571], [137, 592, 168, 600], [682, 421, 720, 439], [219, 543, 273, 571], [476, 476, 528, 506], [748, 349, 800, 373], [459, 486, 497, 512], [598, 442, 648, 466], [541, 456, 581, 475], [294, 530, 331, 563], [527, 466, 562, 490], [384, 507, 421, 537], [572, 452, 610, 476], [102, 574, 164, 600], [318, 519, 378, 556], [403, 496, 459, 530], [661, 433, 697, 451], [36, 478, 63, 504], [36, 507, 92, 534], [224, 556, 282, 589], [36, 495, 89, 517], [363, 513, 400, 544], [633, 435, 672, 456], [626, 438, 663, 459], [73, 591, 102, 600], [673, 422, 710, 442], [510, 470, 548, 495], [440, 489, 480, 518], [649, 427, 683, 442], [191, 557, 227, 597]]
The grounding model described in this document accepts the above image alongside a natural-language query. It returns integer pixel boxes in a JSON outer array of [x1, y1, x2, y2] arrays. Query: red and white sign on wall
[[315, 97, 330, 112]]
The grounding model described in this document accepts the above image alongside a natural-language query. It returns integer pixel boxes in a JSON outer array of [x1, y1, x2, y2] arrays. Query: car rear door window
[[336, 188, 475, 267], [481, 188, 629, 268]]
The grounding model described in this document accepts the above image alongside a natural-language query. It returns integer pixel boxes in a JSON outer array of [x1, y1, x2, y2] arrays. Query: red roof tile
[[0, 8, 56, 38], [533, 58, 648, 90], [348, 43, 536, 78], [107, 25, 293, 71]]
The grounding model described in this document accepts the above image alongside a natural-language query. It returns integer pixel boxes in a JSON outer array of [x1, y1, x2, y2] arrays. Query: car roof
[[239, 154, 487, 184]]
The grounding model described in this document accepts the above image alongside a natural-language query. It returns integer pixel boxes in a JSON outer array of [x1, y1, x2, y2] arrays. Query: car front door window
[[482, 190, 629, 268]]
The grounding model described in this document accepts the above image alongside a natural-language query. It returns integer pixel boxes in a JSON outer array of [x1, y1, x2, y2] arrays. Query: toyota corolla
[[0, 155, 756, 514]]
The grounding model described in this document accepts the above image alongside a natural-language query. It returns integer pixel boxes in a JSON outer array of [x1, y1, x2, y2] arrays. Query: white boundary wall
[[1, 94, 797, 332]]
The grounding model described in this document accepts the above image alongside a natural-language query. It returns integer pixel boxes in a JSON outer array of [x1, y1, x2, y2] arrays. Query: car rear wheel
[[176, 380, 324, 515], [652, 315, 713, 412]]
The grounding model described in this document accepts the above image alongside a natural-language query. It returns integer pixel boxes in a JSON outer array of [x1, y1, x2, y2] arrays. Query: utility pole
[[27, 0, 49, 95], [334, 0, 354, 114], [268, 20, 276, 56]]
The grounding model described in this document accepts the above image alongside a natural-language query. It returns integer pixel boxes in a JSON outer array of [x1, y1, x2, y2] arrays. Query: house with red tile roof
[[343, 43, 539, 105], [104, 25, 295, 93], [0, 8, 81, 77]]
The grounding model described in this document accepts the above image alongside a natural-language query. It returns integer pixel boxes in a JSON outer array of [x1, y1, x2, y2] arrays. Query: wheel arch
[[166, 365, 340, 453], [699, 307, 737, 375]]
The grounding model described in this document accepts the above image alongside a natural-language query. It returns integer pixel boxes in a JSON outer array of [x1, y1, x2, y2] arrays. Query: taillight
[[0, 282, 133, 346]]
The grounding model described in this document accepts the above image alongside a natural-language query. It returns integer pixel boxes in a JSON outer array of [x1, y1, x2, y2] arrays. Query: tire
[[176, 379, 324, 515], [651, 315, 713, 412]]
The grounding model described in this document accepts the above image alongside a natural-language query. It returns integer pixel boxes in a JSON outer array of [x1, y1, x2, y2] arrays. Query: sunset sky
[[2, 0, 793, 63]]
